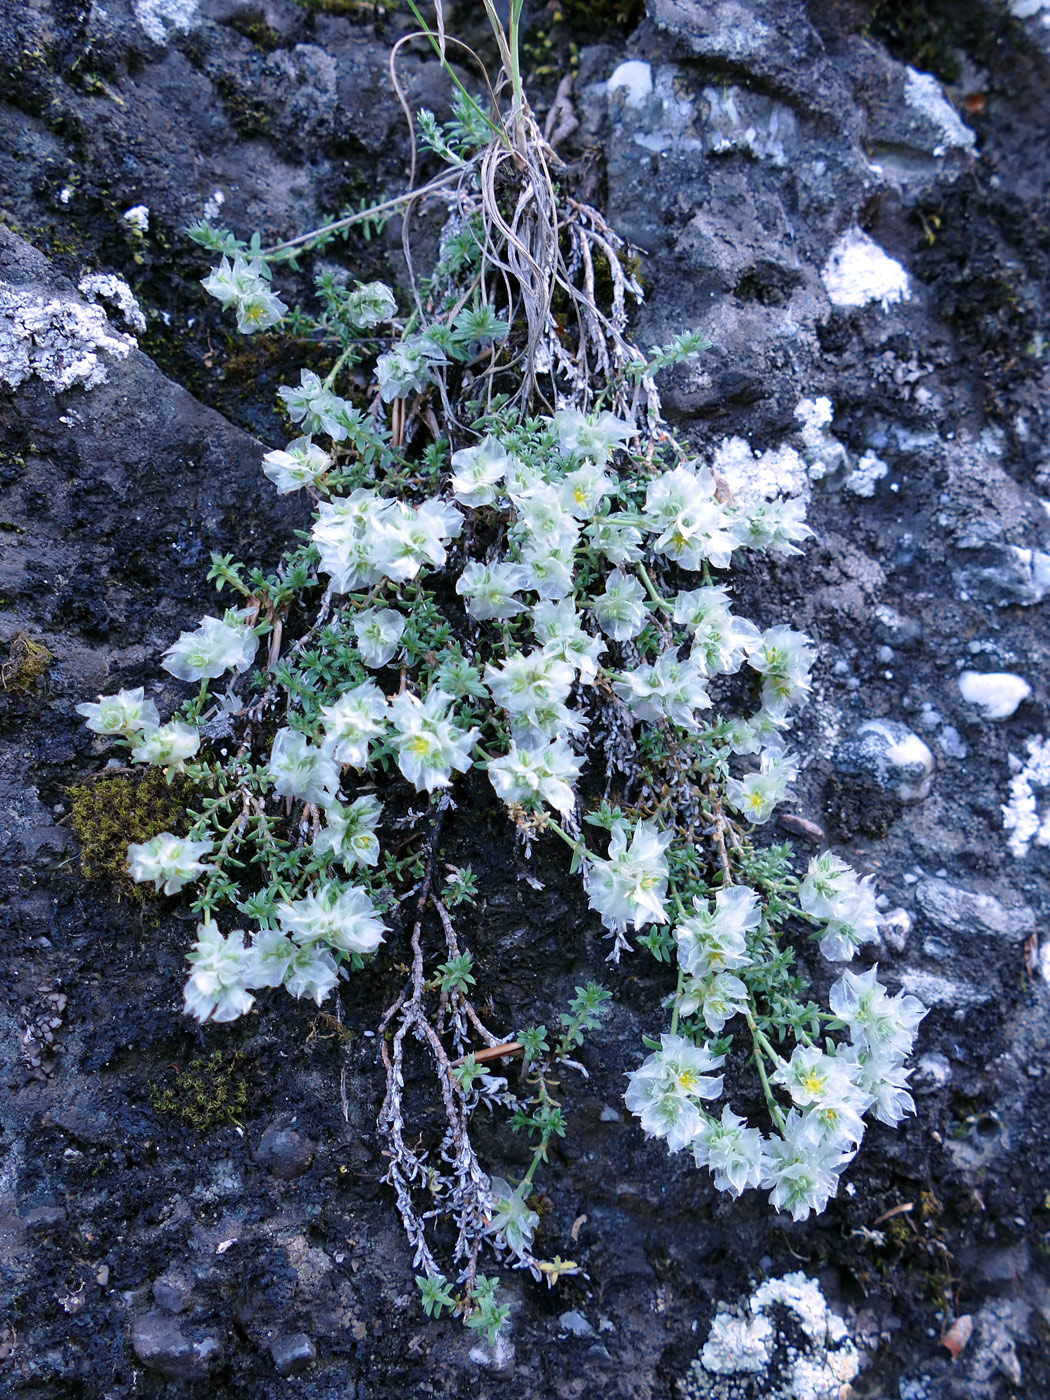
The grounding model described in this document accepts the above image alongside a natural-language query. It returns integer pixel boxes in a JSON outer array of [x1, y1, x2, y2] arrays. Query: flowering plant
[[76, 0, 926, 1340]]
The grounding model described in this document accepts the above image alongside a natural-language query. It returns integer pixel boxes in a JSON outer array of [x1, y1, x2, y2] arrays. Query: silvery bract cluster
[[77, 258, 928, 1227]]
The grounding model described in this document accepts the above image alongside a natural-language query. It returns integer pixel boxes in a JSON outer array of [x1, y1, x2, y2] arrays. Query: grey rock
[[270, 1332, 316, 1377], [255, 1123, 316, 1181], [898, 969, 994, 1007], [469, 1331, 516, 1375], [152, 1269, 194, 1315], [916, 879, 1035, 942], [956, 544, 1050, 607], [835, 719, 936, 803], [130, 1312, 222, 1381], [873, 604, 923, 648], [559, 1310, 596, 1337]]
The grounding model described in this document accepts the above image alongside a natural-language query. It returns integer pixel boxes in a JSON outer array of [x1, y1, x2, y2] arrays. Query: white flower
[[487, 736, 583, 817], [456, 561, 531, 620], [487, 1179, 540, 1259], [313, 793, 383, 869], [262, 436, 331, 494], [761, 1110, 855, 1221], [674, 884, 761, 979], [184, 922, 256, 1022], [532, 599, 605, 682], [311, 491, 388, 592], [376, 333, 447, 401], [268, 728, 340, 806], [279, 368, 351, 439], [584, 517, 643, 566], [585, 819, 672, 933], [344, 280, 396, 330], [771, 1046, 872, 1146], [643, 466, 735, 570], [591, 569, 647, 641], [845, 1048, 916, 1127], [829, 967, 927, 1061], [368, 498, 463, 583], [730, 495, 812, 556], [726, 750, 799, 824], [517, 542, 576, 600], [692, 1106, 765, 1195], [484, 650, 579, 740], [130, 721, 200, 769], [672, 586, 761, 676], [77, 687, 160, 737], [748, 625, 815, 710], [624, 1033, 725, 1153], [558, 461, 615, 518], [509, 475, 581, 553], [449, 435, 511, 507], [799, 852, 880, 962], [202, 255, 286, 334], [127, 832, 213, 895], [246, 929, 299, 989], [552, 408, 633, 465], [388, 687, 479, 792], [678, 971, 749, 1031], [277, 883, 387, 955], [283, 941, 341, 1004], [319, 683, 388, 769], [162, 611, 258, 682], [353, 607, 406, 667], [612, 649, 710, 729]]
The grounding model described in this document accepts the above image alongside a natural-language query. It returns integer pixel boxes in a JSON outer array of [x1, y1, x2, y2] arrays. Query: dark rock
[[152, 1269, 194, 1315], [834, 719, 935, 803], [130, 1312, 221, 1380], [254, 1122, 315, 1180], [270, 1332, 317, 1377]]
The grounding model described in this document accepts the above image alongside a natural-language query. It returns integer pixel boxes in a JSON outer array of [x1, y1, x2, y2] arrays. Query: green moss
[[68, 768, 195, 898], [0, 633, 52, 694], [151, 1049, 250, 1131]]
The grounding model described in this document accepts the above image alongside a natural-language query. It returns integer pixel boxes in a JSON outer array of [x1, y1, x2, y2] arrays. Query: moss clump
[[152, 1050, 250, 1131], [0, 633, 52, 693], [68, 769, 194, 898]]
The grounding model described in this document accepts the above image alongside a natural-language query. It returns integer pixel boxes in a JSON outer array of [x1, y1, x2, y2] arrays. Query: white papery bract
[[829, 966, 927, 1061], [748, 625, 815, 709], [846, 1047, 917, 1127], [369, 498, 463, 582], [517, 542, 576, 600], [585, 819, 672, 932], [268, 727, 340, 807], [388, 687, 479, 792], [162, 611, 259, 682], [127, 832, 213, 895], [313, 794, 383, 869], [77, 686, 161, 737], [202, 255, 286, 334], [643, 465, 735, 570], [283, 941, 342, 1004], [552, 407, 633, 465], [726, 749, 799, 824], [509, 474, 581, 552], [591, 568, 647, 641], [730, 495, 812, 556], [376, 332, 448, 401], [484, 650, 578, 739], [532, 598, 604, 682], [760, 1110, 855, 1221], [771, 1045, 872, 1147], [487, 736, 583, 817], [624, 1033, 725, 1153], [679, 971, 749, 1031], [449, 434, 511, 507], [344, 280, 396, 330], [673, 586, 761, 676], [184, 922, 256, 1022], [353, 607, 406, 667], [584, 517, 644, 566], [674, 883, 761, 979], [279, 368, 351, 440], [277, 883, 387, 955], [320, 683, 388, 769], [612, 649, 710, 729], [456, 561, 531, 620], [558, 461, 615, 518], [130, 720, 201, 769], [487, 1179, 540, 1259], [262, 436, 331, 494], [691, 1106, 766, 1195], [800, 852, 880, 962]]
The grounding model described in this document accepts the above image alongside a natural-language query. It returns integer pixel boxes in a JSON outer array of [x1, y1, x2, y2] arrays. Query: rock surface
[[1, 2, 1049, 1399]]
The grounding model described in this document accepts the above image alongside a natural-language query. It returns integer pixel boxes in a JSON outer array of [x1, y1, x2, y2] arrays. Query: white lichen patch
[[0, 280, 138, 392], [1003, 735, 1050, 858], [709, 435, 810, 507], [701, 85, 797, 166], [682, 1272, 860, 1400], [958, 670, 1031, 720], [123, 204, 150, 233], [134, 0, 199, 45], [821, 230, 911, 311], [607, 60, 653, 108], [77, 273, 147, 333], [1010, 0, 1050, 19], [845, 451, 889, 497], [903, 68, 976, 154], [793, 398, 848, 481]]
